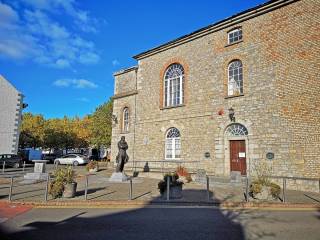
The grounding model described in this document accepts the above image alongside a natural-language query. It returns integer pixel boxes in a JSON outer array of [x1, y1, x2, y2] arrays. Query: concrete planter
[[162, 185, 183, 199], [63, 182, 77, 198]]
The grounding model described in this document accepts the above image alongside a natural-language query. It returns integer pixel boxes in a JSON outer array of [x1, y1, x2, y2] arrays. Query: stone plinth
[[24, 160, 49, 181], [109, 172, 129, 182]]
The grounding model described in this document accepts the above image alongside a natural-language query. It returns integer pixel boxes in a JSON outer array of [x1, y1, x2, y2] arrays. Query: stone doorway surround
[[215, 120, 253, 177]]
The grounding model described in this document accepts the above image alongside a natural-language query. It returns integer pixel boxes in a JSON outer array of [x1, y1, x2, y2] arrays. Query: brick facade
[[111, 0, 320, 191]]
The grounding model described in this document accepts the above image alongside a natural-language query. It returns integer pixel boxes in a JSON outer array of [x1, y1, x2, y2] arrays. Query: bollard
[[9, 177, 13, 201], [282, 178, 286, 203], [129, 178, 133, 200], [166, 175, 170, 201], [84, 175, 88, 200], [246, 177, 249, 202], [44, 174, 50, 201], [23, 161, 26, 172], [2, 161, 5, 173], [206, 176, 210, 201]]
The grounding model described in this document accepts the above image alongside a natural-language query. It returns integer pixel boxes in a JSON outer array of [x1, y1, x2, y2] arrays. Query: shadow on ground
[[0, 189, 284, 240]]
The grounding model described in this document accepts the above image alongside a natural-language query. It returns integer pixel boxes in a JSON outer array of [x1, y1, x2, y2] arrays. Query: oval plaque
[[266, 152, 274, 160]]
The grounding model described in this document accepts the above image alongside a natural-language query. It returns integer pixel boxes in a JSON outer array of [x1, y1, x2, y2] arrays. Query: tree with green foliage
[[89, 98, 113, 148], [19, 98, 113, 151]]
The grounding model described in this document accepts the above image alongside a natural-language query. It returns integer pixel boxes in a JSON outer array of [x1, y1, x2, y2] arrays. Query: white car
[[54, 154, 89, 166]]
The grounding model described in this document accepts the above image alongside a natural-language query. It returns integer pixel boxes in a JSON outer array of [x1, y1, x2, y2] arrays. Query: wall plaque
[[266, 152, 274, 160]]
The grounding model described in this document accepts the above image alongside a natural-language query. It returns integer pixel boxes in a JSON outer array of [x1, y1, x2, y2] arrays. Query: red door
[[230, 140, 246, 175]]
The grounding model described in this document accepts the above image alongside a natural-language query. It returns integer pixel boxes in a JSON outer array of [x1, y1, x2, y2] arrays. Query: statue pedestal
[[109, 172, 129, 182]]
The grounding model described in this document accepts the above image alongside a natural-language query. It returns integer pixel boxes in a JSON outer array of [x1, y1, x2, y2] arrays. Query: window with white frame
[[228, 60, 243, 96], [228, 28, 242, 44], [165, 128, 181, 159], [164, 64, 184, 107], [123, 107, 129, 132]]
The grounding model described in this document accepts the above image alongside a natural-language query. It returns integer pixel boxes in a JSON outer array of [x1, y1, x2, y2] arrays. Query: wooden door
[[230, 140, 246, 175]]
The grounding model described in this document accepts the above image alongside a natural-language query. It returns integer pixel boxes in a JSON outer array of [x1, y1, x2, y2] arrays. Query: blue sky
[[0, 0, 267, 118]]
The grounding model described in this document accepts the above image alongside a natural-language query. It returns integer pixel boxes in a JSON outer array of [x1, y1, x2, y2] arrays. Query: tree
[[19, 113, 45, 148], [89, 98, 113, 148]]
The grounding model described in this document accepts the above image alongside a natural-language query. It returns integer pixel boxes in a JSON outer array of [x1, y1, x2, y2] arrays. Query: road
[[0, 206, 319, 240]]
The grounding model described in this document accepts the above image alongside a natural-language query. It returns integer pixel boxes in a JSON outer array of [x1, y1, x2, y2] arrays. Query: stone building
[[0, 75, 24, 154], [111, 0, 320, 190]]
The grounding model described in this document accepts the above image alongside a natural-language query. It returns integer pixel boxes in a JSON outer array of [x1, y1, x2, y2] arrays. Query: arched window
[[165, 128, 181, 159], [228, 60, 243, 96], [164, 63, 184, 107], [122, 107, 129, 132], [226, 123, 248, 136]]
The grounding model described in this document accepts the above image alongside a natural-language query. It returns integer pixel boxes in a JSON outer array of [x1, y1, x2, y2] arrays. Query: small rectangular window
[[228, 28, 242, 44]]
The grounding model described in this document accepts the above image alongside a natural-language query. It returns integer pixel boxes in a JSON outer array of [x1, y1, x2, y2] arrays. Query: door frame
[[229, 139, 247, 175], [224, 136, 250, 176]]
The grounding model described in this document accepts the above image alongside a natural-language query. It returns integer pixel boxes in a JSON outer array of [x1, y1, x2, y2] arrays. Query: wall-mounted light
[[112, 114, 118, 124], [228, 107, 235, 122]]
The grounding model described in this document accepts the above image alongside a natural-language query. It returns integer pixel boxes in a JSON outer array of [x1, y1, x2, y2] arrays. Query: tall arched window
[[164, 64, 184, 107], [228, 60, 243, 96], [165, 128, 181, 159], [122, 107, 129, 132]]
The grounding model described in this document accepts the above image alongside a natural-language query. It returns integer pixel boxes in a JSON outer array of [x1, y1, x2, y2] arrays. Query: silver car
[[54, 154, 89, 166]]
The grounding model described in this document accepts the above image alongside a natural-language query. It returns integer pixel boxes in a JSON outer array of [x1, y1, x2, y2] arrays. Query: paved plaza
[[0, 164, 319, 205]]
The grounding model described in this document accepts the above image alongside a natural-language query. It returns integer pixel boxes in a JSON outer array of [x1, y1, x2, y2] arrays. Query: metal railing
[[126, 160, 201, 174], [244, 175, 320, 203]]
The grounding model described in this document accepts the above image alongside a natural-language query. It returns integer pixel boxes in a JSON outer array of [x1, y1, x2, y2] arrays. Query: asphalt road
[[0, 206, 319, 240]]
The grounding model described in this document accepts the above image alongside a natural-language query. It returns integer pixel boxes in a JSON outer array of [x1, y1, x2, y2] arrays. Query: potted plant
[[86, 160, 99, 173], [158, 172, 184, 199], [49, 166, 77, 199], [176, 166, 192, 183], [249, 162, 281, 200]]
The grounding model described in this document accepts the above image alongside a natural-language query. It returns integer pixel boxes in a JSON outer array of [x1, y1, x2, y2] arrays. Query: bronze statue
[[116, 136, 129, 172]]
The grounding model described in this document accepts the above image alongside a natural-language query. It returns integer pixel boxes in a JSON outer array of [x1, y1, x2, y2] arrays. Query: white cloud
[[112, 59, 120, 66], [21, 0, 99, 33], [53, 78, 98, 89], [0, 1, 101, 68]]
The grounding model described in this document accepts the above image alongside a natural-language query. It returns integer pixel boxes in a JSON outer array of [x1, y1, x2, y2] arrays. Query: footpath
[[0, 165, 319, 210]]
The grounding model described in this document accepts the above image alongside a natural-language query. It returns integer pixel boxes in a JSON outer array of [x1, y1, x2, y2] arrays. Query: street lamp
[[228, 107, 235, 122]]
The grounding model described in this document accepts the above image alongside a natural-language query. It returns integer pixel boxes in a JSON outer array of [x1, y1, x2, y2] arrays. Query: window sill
[[160, 104, 185, 110], [224, 94, 244, 99], [120, 131, 130, 134], [225, 40, 243, 48]]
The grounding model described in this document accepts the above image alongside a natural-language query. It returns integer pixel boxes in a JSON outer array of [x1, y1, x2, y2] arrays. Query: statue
[[115, 136, 129, 172]]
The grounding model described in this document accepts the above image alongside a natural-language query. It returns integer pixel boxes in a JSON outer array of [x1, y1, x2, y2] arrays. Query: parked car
[[0, 154, 23, 168], [54, 154, 89, 166], [42, 153, 58, 163]]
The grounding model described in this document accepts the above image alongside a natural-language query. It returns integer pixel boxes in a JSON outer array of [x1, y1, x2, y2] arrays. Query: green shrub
[[49, 166, 76, 198], [158, 172, 183, 194], [269, 182, 281, 198], [250, 180, 262, 195]]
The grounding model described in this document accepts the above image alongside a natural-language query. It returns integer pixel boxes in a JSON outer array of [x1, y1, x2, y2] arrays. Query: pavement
[[0, 163, 319, 208], [0, 204, 320, 240], [0, 165, 319, 240]]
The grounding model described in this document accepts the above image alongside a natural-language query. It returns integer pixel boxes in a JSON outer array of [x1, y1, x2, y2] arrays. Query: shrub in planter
[[249, 179, 281, 200], [158, 172, 184, 198], [176, 166, 192, 183], [49, 166, 77, 199], [86, 160, 99, 172]]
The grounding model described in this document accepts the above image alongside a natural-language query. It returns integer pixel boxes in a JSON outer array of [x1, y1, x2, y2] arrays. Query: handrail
[[265, 176, 319, 181]]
